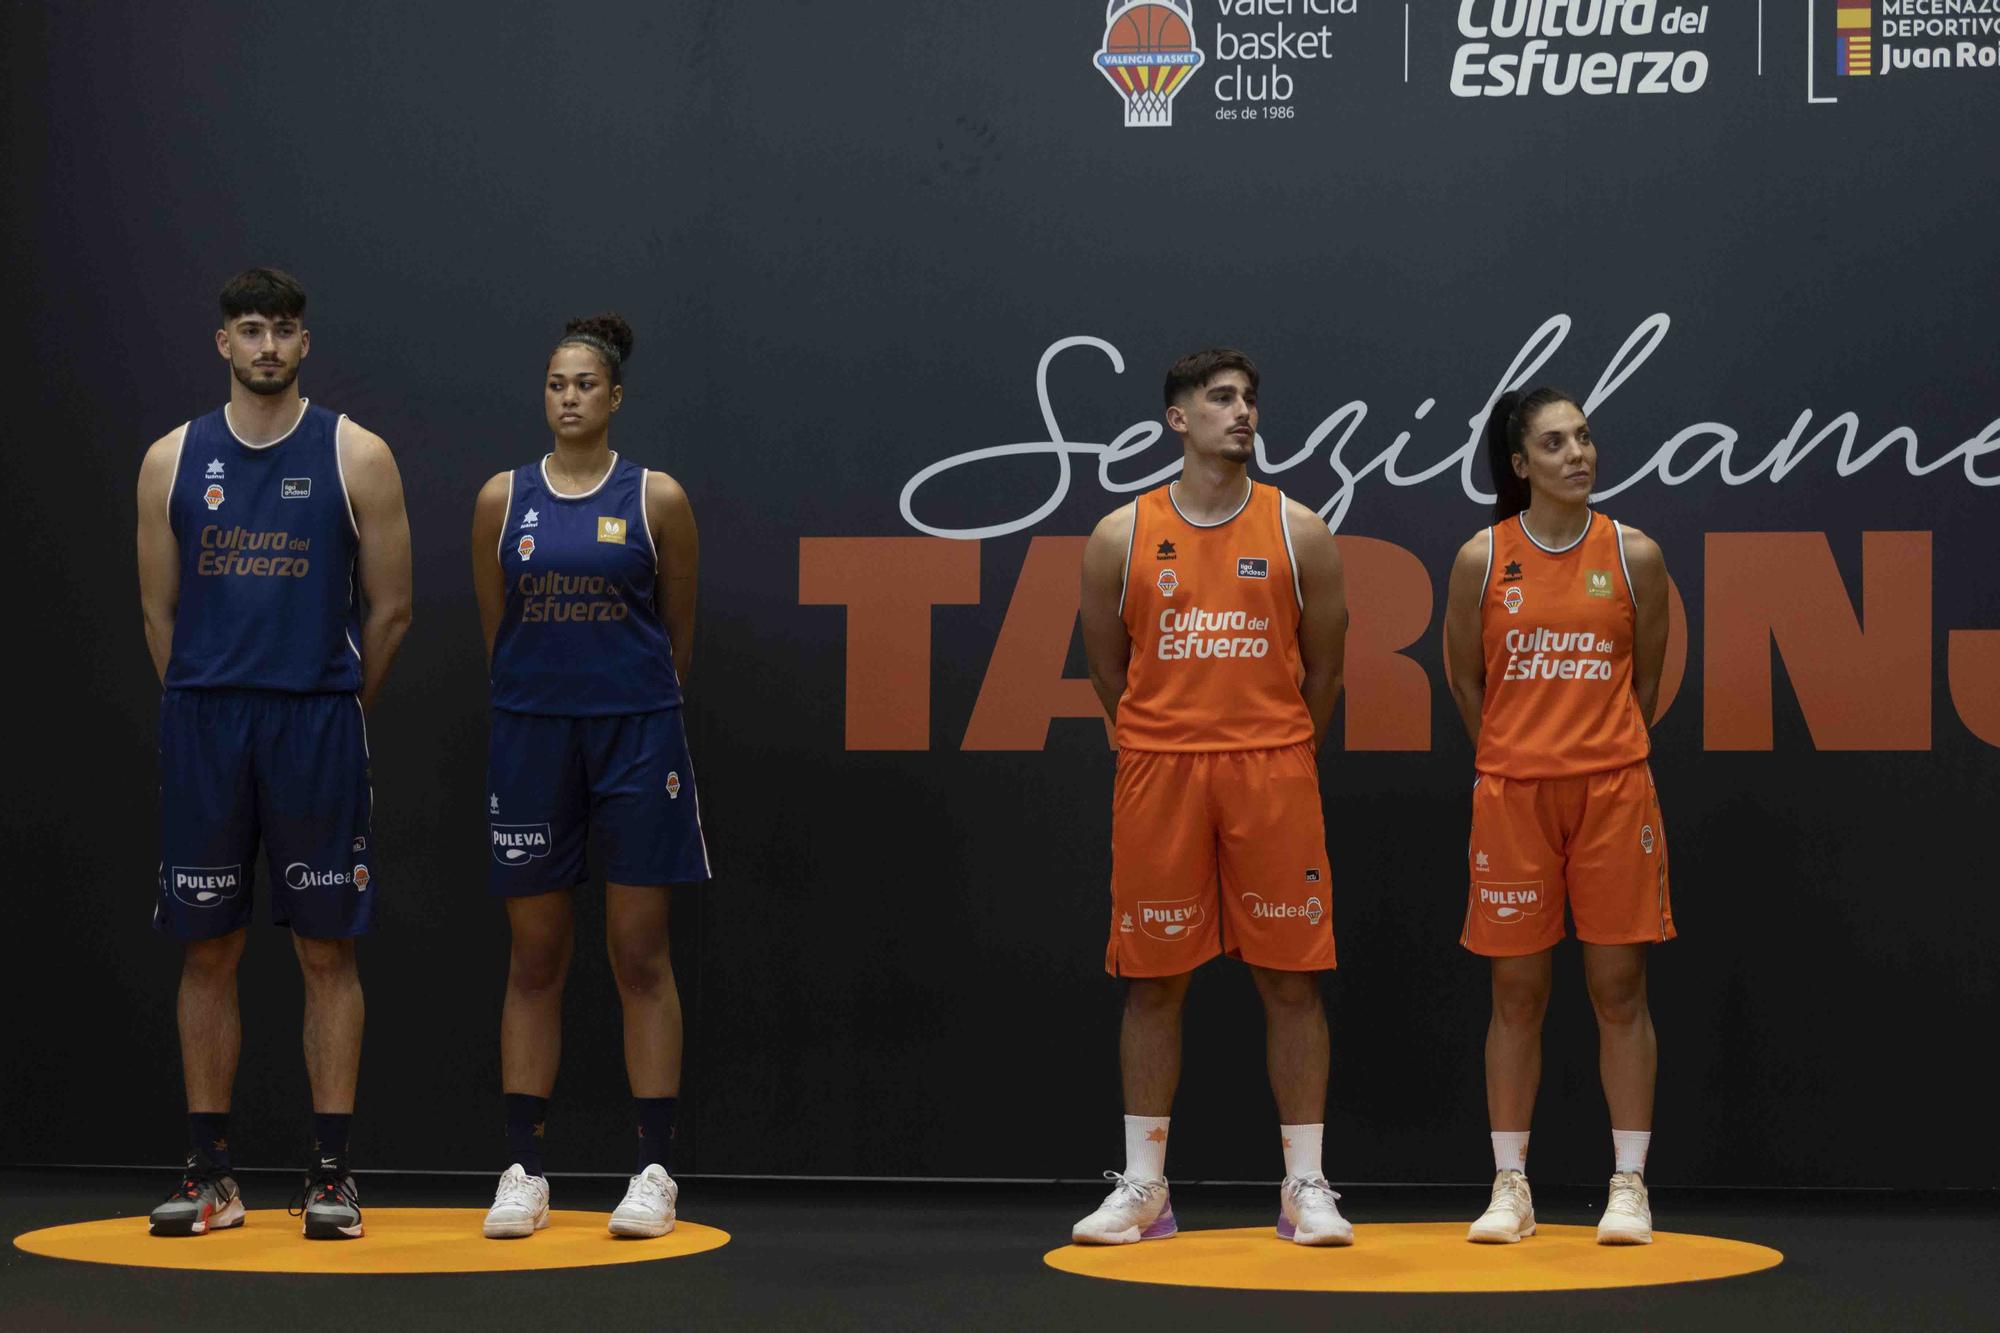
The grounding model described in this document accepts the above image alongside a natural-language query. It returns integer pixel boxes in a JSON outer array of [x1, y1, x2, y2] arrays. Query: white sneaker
[[1278, 1174, 1353, 1246], [609, 1164, 678, 1238], [482, 1164, 550, 1239], [1597, 1171, 1652, 1244], [1467, 1168, 1535, 1243], [1071, 1171, 1176, 1245]]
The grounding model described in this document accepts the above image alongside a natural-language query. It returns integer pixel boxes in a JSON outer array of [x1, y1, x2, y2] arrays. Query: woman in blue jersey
[[469, 314, 708, 1239]]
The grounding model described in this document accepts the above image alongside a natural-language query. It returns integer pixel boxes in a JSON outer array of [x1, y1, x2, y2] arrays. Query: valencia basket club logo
[[1094, 1, 1204, 128]]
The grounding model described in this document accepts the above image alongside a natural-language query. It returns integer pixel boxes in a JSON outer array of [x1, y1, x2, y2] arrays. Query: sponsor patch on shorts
[[1475, 879, 1544, 925]]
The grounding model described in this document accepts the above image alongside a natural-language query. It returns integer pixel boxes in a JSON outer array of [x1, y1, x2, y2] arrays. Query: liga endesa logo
[[1095, 1, 1205, 127]]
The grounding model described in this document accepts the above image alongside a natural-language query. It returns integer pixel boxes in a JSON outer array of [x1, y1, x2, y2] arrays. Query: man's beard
[[233, 360, 299, 396]]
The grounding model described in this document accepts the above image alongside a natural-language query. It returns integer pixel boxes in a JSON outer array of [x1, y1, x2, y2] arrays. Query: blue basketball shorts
[[487, 708, 712, 896], [155, 688, 376, 941]]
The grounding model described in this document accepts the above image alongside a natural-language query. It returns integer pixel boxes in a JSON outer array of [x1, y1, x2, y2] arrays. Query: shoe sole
[[302, 1219, 365, 1240], [150, 1198, 246, 1237], [608, 1217, 676, 1238], [1468, 1221, 1535, 1244], [484, 1208, 550, 1239], [1072, 1204, 1177, 1246], [1276, 1216, 1353, 1246], [1597, 1230, 1652, 1245]]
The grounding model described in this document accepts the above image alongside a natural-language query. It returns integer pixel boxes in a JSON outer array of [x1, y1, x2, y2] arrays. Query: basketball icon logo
[[1157, 568, 1179, 597], [203, 483, 225, 510], [1094, 1, 1204, 128], [1502, 586, 1524, 615], [517, 534, 536, 562]]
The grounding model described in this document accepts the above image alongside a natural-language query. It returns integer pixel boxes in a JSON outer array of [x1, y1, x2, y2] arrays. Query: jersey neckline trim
[[222, 398, 311, 450], [539, 451, 619, 499], [1168, 476, 1254, 529], [1516, 509, 1594, 555]]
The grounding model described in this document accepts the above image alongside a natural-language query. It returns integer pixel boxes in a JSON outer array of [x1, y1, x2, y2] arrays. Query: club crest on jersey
[[666, 772, 682, 800], [168, 864, 242, 907], [203, 483, 225, 511], [1586, 569, 1614, 599], [352, 864, 371, 891], [1476, 879, 1544, 924], [1640, 824, 1656, 854], [492, 823, 552, 866], [205, 459, 225, 479], [281, 478, 312, 499], [1236, 557, 1269, 579], [517, 534, 536, 561], [1155, 540, 1176, 560], [598, 516, 627, 545], [1138, 896, 1204, 942], [1157, 568, 1179, 597], [1502, 586, 1524, 615], [520, 508, 540, 529]]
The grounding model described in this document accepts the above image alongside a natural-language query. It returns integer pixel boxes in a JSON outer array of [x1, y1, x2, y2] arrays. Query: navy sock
[[312, 1113, 352, 1173], [634, 1097, 677, 1174], [189, 1112, 231, 1174], [505, 1094, 550, 1178]]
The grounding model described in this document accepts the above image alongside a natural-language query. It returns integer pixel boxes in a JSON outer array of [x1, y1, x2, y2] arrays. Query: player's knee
[[508, 942, 570, 995], [608, 945, 672, 999], [1491, 978, 1550, 1028], [181, 934, 244, 986], [1124, 974, 1190, 1017], [1587, 976, 1648, 1027], [292, 935, 357, 986], [1253, 969, 1323, 1015]]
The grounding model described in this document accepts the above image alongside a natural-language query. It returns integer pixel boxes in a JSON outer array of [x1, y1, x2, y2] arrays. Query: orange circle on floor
[[1044, 1222, 1782, 1293], [13, 1209, 730, 1275]]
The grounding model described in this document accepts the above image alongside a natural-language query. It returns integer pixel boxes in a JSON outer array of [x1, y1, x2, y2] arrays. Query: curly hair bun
[[561, 312, 634, 365]]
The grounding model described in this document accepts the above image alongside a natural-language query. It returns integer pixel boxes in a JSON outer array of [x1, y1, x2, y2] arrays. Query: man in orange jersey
[[1070, 348, 1351, 1247]]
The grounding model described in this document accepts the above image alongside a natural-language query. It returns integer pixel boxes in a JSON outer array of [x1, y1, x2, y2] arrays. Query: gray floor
[[4, 1168, 1994, 1332]]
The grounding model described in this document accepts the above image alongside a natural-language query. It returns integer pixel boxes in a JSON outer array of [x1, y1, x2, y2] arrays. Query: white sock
[[1612, 1129, 1651, 1175], [1280, 1124, 1324, 1180], [1124, 1115, 1169, 1180], [1491, 1130, 1530, 1174]]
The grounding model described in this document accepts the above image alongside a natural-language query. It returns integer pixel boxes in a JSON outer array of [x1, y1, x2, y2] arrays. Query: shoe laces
[[626, 1169, 672, 1204], [1607, 1172, 1646, 1213], [164, 1156, 216, 1203], [1493, 1169, 1530, 1208], [1285, 1174, 1342, 1208], [494, 1169, 543, 1207], [288, 1171, 359, 1218], [1100, 1170, 1162, 1207]]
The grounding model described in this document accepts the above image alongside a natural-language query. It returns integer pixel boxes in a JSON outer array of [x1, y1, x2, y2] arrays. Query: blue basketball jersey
[[489, 454, 682, 716], [165, 401, 362, 693]]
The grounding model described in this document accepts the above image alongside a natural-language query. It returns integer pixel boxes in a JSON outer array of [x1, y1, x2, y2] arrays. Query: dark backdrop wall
[[4, 1, 1994, 1187]]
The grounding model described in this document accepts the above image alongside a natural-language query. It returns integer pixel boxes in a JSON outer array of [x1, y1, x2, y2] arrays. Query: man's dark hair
[[1163, 347, 1259, 408], [219, 267, 307, 323]]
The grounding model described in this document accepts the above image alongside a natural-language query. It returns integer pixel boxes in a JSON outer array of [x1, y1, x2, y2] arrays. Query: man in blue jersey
[[134, 268, 413, 1240]]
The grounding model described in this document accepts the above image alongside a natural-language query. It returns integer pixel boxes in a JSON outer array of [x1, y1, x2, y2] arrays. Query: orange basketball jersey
[[1116, 481, 1313, 752], [1477, 512, 1650, 779]]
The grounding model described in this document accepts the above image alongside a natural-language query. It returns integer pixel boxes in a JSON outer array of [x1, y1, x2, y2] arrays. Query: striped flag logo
[[1838, 3, 1873, 76]]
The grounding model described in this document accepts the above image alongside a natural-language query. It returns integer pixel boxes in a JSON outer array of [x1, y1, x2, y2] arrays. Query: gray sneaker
[[149, 1157, 246, 1236], [294, 1164, 365, 1240]]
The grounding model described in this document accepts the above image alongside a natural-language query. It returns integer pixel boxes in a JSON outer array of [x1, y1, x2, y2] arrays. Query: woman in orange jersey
[[1442, 386, 1674, 1248]]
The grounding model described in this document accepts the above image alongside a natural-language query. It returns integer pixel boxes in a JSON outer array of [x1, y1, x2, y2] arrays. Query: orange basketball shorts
[[1461, 759, 1674, 957], [1106, 741, 1336, 977]]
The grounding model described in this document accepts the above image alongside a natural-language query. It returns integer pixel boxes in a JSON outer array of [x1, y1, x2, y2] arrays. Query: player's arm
[[471, 472, 512, 663], [135, 428, 185, 684], [1079, 504, 1136, 723], [340, 421, 414, 712], [1622, 525, 1670, 725], [646, 470, 699, 688], [1443, 529, 1491, 747], [1286, 499, 1347, 753]]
